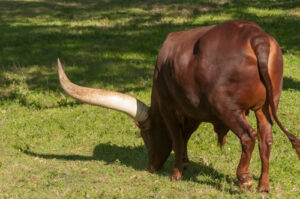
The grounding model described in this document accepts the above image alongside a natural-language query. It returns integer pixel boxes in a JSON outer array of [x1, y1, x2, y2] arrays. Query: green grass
[[0, 0, 299, 198]]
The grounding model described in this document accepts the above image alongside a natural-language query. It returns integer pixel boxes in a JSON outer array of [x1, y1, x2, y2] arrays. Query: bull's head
[[57, 59, 172, 171]]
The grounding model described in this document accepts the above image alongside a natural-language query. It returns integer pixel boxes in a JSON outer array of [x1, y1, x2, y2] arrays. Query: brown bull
[[57, 20, 300, 192]]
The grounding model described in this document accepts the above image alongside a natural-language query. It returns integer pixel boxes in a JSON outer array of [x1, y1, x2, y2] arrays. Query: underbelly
[[171, 93, 219, 122]]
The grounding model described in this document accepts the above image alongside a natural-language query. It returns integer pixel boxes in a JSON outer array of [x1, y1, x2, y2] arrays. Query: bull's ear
[[134, 121, 140, 126]]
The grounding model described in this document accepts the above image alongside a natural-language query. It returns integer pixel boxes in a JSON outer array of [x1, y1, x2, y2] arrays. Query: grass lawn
[[0, 0, 299, 198]]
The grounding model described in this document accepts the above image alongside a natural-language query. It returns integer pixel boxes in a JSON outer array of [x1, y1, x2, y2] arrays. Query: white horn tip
[[57, 58, 62, 68]]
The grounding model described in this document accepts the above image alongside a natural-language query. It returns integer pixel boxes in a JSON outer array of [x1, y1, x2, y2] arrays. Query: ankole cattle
[[58, 20, 300, 192]]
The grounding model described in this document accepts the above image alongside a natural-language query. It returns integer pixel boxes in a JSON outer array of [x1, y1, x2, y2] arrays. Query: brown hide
[[147, 20, 299, 191]]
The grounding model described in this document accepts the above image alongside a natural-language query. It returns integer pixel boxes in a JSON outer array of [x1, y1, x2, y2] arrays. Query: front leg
[[182, 127, 191, 170], [170, 132, 185, 181], [160, 108, 185, 181], [182, 119, 200, 169], [182, 140, 189, 169]]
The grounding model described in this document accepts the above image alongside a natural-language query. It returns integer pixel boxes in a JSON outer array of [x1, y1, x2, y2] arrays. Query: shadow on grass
[[1, 0, 300, 97], [23, 143, 238, 194], [283, 77, 300, 91]]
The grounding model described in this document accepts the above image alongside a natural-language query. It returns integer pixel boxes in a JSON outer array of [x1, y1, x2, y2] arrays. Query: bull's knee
[[258, 134, 273, 150], [249, 128, 257, 139], [241, 134, 255, 151], [266, 137, 273, 146]]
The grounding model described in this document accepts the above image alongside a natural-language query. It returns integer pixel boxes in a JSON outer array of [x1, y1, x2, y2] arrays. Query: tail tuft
[[291, 138, 300, 159], [282, 127, 300, 159]]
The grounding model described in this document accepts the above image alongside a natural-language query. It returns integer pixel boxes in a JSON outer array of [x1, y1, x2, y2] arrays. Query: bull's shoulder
[[157, 25, 215, 67]]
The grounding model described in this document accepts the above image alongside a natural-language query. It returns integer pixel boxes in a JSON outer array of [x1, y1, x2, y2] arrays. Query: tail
[[251, 33, 300, 159]]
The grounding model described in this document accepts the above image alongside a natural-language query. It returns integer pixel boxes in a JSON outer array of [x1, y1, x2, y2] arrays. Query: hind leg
[[217, 109, 256, 190], [182, 131, 192, 169], [233, 115, 256, 190], [255, 107, 273, 192]]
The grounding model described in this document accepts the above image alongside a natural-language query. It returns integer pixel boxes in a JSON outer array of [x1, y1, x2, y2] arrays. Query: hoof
[[169, 168, 182, 181], [257, 184, 270, 193], [238, 174, 253, 190], [148, 164, 159, 173], [239, 179, 253, 191]]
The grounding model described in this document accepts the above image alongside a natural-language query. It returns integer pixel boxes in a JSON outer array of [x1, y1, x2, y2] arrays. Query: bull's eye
[[137, 119, 151, 132]]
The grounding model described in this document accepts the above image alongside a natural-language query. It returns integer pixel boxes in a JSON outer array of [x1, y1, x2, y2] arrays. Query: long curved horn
[[57, 58, 149, 122]]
